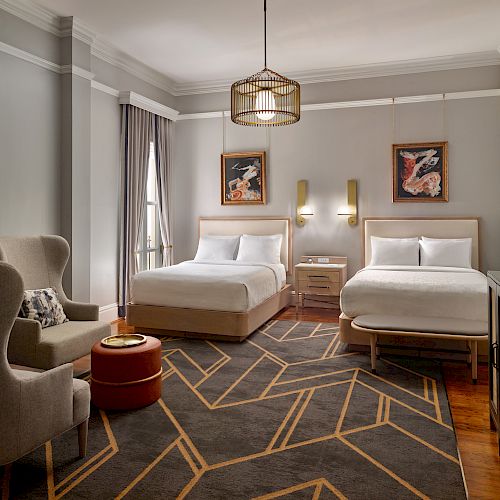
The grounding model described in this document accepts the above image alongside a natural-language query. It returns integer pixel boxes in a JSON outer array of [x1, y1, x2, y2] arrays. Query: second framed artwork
[[221, 151, 266, 205], [393, 142, 448, 202]]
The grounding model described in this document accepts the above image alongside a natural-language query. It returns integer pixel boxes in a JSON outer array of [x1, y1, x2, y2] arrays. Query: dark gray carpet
[[1, 320, 466, 499]]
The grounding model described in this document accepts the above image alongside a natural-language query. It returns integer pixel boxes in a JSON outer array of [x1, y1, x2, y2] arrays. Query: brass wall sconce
[[337, 179, 358, 226], [296, 180, 314, 226]]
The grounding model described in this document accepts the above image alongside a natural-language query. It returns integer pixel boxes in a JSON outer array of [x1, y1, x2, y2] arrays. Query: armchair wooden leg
[[78, 420, 88, 458], [471, 340, 478, 384], [370, 334, 377, 374]]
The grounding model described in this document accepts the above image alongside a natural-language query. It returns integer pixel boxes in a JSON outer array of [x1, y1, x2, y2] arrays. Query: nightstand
[[295, 256, 347, 312]]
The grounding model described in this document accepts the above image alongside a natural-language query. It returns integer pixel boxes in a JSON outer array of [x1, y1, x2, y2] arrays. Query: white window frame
[[136, 142, 162, 272]]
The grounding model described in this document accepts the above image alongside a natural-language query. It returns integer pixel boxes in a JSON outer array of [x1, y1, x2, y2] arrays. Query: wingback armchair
[[0, 235, 110, 369], [0, 261, 90, 467]]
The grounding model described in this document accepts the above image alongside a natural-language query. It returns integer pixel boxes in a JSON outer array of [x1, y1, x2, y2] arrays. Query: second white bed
[[340, 265, 487, 323], [131, 260, 286, 312]]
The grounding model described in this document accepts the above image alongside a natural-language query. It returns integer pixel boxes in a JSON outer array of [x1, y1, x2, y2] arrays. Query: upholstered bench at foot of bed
[[351, 314, 488, 383]]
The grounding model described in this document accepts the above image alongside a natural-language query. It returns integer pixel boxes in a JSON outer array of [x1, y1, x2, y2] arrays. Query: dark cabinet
[[487, 271, 500, 453]]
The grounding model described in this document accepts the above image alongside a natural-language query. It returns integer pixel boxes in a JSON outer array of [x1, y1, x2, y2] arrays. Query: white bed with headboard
[[127, 217, 292, 341], [339, 217, 488, 381]]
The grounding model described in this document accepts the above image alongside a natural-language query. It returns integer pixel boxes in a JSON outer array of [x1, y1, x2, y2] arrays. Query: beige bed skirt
[[127, 284, 292, 342]]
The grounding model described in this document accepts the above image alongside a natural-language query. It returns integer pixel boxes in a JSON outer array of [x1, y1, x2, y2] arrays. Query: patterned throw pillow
[[19, 287, 68, 328]]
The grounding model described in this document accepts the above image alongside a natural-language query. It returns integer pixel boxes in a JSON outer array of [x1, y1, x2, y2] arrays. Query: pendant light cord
[[264, 0, 267, 68]]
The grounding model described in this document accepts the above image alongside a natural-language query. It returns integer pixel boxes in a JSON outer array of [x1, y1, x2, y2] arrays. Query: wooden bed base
[[126, 284, 292, 342]]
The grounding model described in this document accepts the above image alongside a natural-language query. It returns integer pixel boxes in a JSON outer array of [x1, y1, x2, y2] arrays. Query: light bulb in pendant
[[255, 90, 276, 120]]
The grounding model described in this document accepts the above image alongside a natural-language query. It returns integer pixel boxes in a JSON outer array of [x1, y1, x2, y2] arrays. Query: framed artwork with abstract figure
[[221, 152, 266, 205], [393, 142, 448, 202]]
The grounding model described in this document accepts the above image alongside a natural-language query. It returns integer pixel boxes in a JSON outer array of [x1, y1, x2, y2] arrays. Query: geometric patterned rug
[[1, 320, 466, 499]]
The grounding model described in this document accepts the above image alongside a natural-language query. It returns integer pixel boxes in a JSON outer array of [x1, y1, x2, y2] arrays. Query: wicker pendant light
[[231, 0, 300, 127]]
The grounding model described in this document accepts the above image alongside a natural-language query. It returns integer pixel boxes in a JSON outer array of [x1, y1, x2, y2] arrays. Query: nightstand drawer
[[297, 270, 340, 283], [298, 281, 340, 295]]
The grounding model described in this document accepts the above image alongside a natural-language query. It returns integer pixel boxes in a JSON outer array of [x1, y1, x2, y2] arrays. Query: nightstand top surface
[[295, 262, 346, 269]]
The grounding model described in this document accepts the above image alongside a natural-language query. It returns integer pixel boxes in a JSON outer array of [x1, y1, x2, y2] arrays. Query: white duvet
[[340, 265, 487, 322], [131, 260, 286, 312]]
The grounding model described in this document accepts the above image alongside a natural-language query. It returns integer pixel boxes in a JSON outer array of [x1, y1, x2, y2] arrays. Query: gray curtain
[[118, 105, 154, 317], [154, 115, 174, 266]]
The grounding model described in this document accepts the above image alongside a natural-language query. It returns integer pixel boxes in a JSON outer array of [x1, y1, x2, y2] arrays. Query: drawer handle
[[309, 275, 328, 279], [493, 342, 498, 369], [308, 285, 330, 289]]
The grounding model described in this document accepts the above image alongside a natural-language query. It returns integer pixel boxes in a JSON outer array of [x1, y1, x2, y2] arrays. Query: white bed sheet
[[131, 260, 286, 312], [340, 265, 487, 322]]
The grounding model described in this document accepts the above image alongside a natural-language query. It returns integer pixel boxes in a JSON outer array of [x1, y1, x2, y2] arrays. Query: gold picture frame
[[392, 142, 448, 202], [221, 151, 266, 205]]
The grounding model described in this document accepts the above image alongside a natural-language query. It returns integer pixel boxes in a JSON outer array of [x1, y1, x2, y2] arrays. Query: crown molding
[[173, 51, 500, 95], [2, 0, 500, 98], [59, 16, 95, 45], [119, 91, 180, 121], [91, 39, 177, 96], [0, 0, 59, 35]]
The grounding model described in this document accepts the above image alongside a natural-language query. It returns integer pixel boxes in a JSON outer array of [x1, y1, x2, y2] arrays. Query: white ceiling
[[35, 0, 500, 88]]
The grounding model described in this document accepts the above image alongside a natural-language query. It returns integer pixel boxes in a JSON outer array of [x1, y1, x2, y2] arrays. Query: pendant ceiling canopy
[[231, 0, 300, 127]]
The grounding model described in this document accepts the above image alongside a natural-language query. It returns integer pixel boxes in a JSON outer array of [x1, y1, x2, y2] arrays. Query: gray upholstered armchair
[[0, 261, 90, 468], [0, 235, 110, 369]]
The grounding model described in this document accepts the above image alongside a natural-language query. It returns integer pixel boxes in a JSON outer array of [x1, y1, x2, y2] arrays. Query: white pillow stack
[[419, 237, 472, 268], [369, 236, 420, 266], [236, 234, 282, 264], [194, 235, 240, 261]]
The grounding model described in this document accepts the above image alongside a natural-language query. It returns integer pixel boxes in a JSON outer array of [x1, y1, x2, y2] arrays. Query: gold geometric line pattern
[[115, 437, 181, 500], [4, 320, 464, 499], [338, 435, 431, 500]]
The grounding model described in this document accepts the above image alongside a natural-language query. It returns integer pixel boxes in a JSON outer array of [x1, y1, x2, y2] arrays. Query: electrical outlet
[[317, 257, 330, 263]]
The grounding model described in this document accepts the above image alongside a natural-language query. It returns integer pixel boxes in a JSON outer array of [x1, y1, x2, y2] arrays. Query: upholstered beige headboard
[[363, 217, 480, 269], [199, 217, 292, 272]]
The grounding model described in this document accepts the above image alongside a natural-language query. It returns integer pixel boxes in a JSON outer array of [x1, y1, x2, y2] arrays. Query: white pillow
[[236, 234, 282, 264], [419, 237, 472, 268], [194, 235, 240, 261], [370, 236, 419, 266]]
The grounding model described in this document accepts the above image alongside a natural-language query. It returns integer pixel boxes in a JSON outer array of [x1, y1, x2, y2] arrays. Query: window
[[137, 142, 162, 271]]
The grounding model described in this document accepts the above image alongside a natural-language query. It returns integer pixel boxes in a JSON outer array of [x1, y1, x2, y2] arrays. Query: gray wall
[[0, 52, 61, 235], [173, 96, 500, 277], [90, 88, 120, 307]]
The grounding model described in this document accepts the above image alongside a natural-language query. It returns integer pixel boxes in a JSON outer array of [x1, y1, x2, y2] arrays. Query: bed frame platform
[[340, 217, 487, 377], [127, 284, 291, 342]]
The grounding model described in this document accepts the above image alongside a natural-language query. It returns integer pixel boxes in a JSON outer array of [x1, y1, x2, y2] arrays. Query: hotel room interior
[[1, 0, 500, 498]]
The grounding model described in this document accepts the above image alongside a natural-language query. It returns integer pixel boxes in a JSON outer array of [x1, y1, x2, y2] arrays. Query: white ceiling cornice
[[2, 0, 500, 98], [91, 38, 177, 96], [174, 50, 500, 95], [0, 0, 59, 35]]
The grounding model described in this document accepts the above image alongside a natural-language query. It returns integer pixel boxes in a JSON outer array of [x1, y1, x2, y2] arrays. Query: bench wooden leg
[[466, 340, 472, 365], [471, 340, 478, 384], [370, 334, 377, 374]]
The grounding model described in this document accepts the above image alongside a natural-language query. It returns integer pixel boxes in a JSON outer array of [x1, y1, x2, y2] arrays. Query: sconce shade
[[337, 206, 353, 216], [337, 179, 358, 226], [299, 205, 314, 216], [231, 68, 301, 127]]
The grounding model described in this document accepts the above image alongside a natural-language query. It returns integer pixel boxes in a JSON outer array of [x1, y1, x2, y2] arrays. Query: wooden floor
[[117, 306, 500, 498]]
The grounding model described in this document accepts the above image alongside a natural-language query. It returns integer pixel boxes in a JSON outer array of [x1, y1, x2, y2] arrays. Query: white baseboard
[[99, 302, 118, 323]]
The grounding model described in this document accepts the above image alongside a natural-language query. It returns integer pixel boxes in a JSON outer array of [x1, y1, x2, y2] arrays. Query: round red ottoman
[[90, 336, 162, 410]]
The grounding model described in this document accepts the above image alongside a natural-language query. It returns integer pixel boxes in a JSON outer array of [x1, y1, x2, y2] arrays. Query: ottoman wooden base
[[91, 336, 162, 410]]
